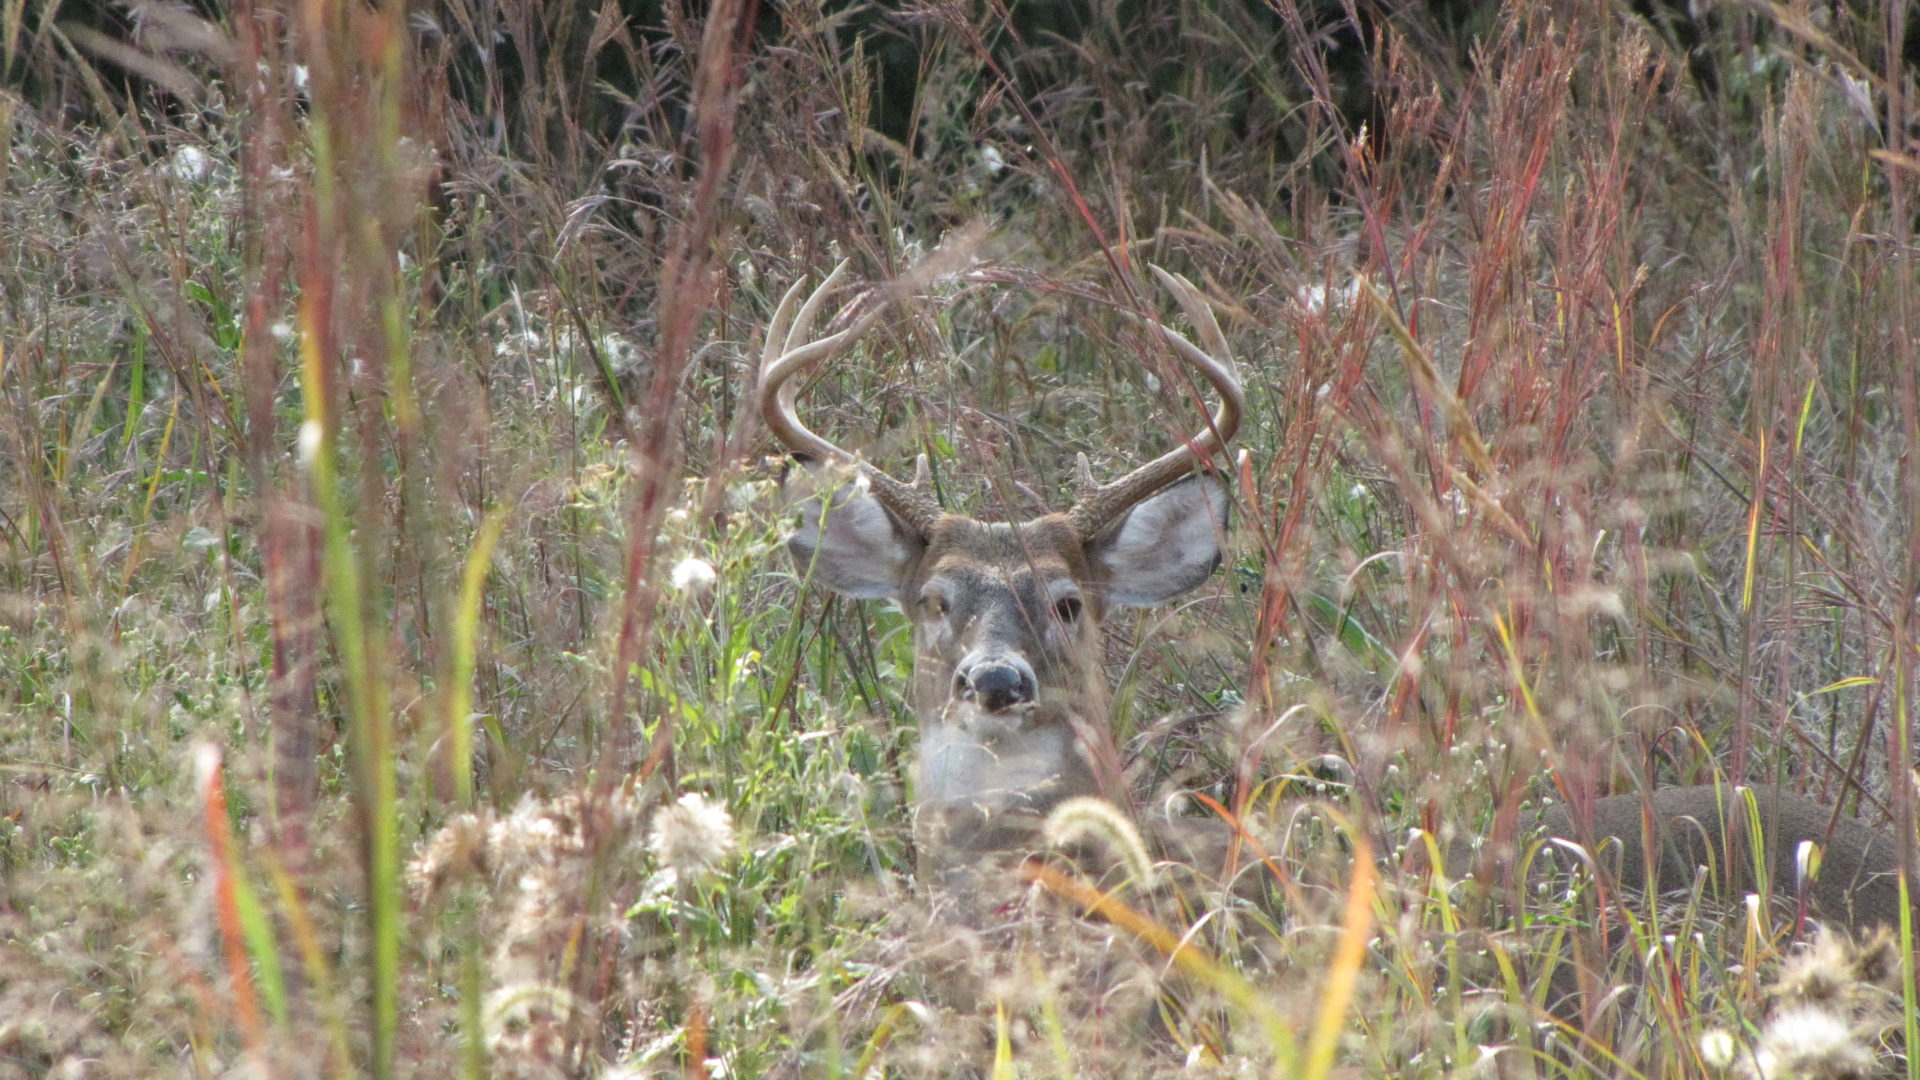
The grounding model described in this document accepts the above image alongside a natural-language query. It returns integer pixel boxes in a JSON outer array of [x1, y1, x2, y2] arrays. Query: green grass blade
[[447, 505, 510, 807]]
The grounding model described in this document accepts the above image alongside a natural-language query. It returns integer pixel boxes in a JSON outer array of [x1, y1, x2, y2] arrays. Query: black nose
[[959, 661, 1035, 713]]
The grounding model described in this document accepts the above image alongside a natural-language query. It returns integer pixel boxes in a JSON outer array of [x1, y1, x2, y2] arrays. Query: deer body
[[1504, 785, 1912, 936]]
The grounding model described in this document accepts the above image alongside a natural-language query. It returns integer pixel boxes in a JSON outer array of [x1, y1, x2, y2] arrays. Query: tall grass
[[2, 0, 1917, 1076]]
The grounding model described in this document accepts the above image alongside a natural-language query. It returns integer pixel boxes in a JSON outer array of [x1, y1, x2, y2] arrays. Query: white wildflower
[[297, 420, 324, 466], [1699, 1029, 1736, 1068], [169, 145, 211, 182], [648, 792, 736, 876], [669, 556, 717, 595]]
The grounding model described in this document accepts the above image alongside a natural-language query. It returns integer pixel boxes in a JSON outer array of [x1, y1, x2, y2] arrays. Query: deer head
[[759, 262, 1242, 861]]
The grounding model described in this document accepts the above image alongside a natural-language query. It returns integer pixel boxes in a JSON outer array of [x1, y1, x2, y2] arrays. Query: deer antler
[[1064, 266, 1244, 536], [757, 260, 944, 533]]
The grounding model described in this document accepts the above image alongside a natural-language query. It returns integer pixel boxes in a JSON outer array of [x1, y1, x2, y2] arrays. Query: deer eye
[[919, 587, 950, 620], [1053, 594, 1083, 625]]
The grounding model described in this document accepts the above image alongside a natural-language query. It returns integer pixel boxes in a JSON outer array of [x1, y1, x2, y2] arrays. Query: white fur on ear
[[1090, 475, 1228, 607], [787, 476, 917, 600]]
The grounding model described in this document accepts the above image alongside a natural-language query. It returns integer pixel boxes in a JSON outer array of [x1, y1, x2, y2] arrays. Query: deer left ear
[[1089, 474, 1229, 608], [785, 472, 921, 601]]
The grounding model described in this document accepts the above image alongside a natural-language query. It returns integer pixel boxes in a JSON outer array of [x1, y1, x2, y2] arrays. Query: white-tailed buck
[[759, 262, 1915, 942]]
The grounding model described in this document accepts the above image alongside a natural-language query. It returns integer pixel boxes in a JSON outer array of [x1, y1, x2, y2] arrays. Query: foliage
[[2, 0, 1917, 1076]]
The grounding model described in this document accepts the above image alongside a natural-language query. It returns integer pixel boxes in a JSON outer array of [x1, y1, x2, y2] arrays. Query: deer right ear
[[786, 473, 919, 600]]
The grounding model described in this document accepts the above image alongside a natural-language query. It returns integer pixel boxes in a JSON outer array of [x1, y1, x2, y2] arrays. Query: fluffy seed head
[[1750, 1007, 1875, 1080], [670, 556, 718, 595], [648, 792, 736, 877]]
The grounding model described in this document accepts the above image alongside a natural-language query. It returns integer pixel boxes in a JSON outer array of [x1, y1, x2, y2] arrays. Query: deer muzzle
[[954, 652, 1038, 713]]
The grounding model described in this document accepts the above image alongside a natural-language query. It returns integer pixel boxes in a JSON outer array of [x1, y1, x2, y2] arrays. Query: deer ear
[[1089, 474, 1229, 608], [786, 472, 920, 600]]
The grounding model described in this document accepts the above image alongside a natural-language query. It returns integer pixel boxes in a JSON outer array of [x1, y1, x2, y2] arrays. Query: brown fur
[[1456, 785, 1913, 936]]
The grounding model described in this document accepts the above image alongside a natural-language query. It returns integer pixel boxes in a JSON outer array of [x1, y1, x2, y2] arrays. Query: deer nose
[[956, 657, 1036, 713]]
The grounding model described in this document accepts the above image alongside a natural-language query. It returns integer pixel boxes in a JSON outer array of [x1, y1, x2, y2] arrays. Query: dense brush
[[2, 1, 1917, 1077]]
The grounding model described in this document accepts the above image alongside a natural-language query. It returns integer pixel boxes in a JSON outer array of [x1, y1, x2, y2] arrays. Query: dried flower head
[[1748, 1006, 1877, 1080], [1772, 931, 1859, 1009], [647, 792, 736, 877], [1700, 927, 1903, 1080], [488, 797, 583, 873], [1773, 928, 1900, 1010], [408, 812, 490, 900]]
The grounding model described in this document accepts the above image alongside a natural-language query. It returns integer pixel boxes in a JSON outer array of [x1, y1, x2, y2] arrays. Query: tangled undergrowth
[[4, 0, 1919, 1076]]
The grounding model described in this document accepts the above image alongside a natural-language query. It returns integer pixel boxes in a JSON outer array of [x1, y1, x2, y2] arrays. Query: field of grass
[[3, 0, 1919, 1076]]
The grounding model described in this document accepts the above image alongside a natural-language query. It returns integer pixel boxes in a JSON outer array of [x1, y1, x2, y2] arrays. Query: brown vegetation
[[2, 1, 1917, 1077]]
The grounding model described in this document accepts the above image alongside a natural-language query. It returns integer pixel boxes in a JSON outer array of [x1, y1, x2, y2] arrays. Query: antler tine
[[756, 260, 944, 532], [759, 260, 859, 463], [1065, 266, 1243, 536]]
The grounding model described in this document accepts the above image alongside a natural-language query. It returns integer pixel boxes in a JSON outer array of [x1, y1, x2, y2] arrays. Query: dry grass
[[2, 0, 1917, 1077]]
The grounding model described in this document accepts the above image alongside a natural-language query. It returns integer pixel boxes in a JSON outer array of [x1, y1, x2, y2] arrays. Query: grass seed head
[[1043, 795, 1157, 889]]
